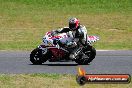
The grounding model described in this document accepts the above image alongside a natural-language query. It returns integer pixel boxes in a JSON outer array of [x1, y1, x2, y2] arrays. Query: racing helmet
[[69, 18, 80, 31]]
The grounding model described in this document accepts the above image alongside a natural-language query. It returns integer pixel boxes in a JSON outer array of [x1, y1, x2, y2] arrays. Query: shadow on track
[[29, 63, 78, 66], [29, 63, 90, 66], [43, 63, 79, 66]]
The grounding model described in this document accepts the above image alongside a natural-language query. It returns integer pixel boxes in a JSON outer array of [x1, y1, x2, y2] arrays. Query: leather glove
[[67, 42, 72, 46], [67, 42, 77, 47], [51, 31, 57, 36], [53, 38, 59, 45]]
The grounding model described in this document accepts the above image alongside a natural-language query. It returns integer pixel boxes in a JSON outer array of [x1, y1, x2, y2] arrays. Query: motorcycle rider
[[52, 17, 88, 59]]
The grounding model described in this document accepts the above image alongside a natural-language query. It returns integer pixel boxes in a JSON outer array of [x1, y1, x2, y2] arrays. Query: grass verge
[[0, 0, 132, 50], [0, 74, 131, 88]]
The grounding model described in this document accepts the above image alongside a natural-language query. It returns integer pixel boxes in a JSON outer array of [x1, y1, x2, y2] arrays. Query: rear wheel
[[75, 47, 96, 65], [30, 48, 48, 65]]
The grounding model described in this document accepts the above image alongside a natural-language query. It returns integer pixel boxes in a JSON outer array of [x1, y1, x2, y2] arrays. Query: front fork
[[69, 47, 83, 60], [38, 45, 48, 55], [69, 44, 92, 60]]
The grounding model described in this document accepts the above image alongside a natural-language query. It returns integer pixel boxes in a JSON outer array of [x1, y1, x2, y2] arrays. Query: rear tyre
[[30, 48, 48, 65], [75, 47, 96, 65]]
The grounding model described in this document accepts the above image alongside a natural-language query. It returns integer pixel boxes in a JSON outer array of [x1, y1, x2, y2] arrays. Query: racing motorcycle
[[30, 31, 99, 65]]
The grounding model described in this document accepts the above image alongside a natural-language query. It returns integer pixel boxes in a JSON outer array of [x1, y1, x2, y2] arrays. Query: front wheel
[[75, 47, 96, 65], [30, 48, 48, 65]]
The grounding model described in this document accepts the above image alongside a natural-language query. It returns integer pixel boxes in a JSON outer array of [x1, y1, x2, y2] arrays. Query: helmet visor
[[69, 23, 76, 30]]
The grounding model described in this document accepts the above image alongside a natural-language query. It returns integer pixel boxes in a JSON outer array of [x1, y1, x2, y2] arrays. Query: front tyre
[[75, 47, 96, 65], [30, 48, 45, 65]]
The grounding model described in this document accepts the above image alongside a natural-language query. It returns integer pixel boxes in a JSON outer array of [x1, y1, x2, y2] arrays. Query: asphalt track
[[0, 50, 132, 74]]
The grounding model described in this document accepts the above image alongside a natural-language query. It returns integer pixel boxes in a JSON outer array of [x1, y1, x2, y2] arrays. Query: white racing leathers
[[71, 25, 87, 47], [62, 25, 87, 47], [69, 25, 88, 59], [55, 25, 88, 59]]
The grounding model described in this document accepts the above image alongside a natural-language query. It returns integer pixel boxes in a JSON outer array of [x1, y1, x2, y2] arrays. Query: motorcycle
[[30, 31, 99, 65]]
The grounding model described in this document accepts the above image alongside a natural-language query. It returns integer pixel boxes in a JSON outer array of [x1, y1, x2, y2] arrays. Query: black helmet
[[69, 18, 80, 31]]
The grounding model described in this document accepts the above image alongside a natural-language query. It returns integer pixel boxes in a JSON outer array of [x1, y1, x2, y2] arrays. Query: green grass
[[0, 0, 132, 50], [0, 74, 131, 88]]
